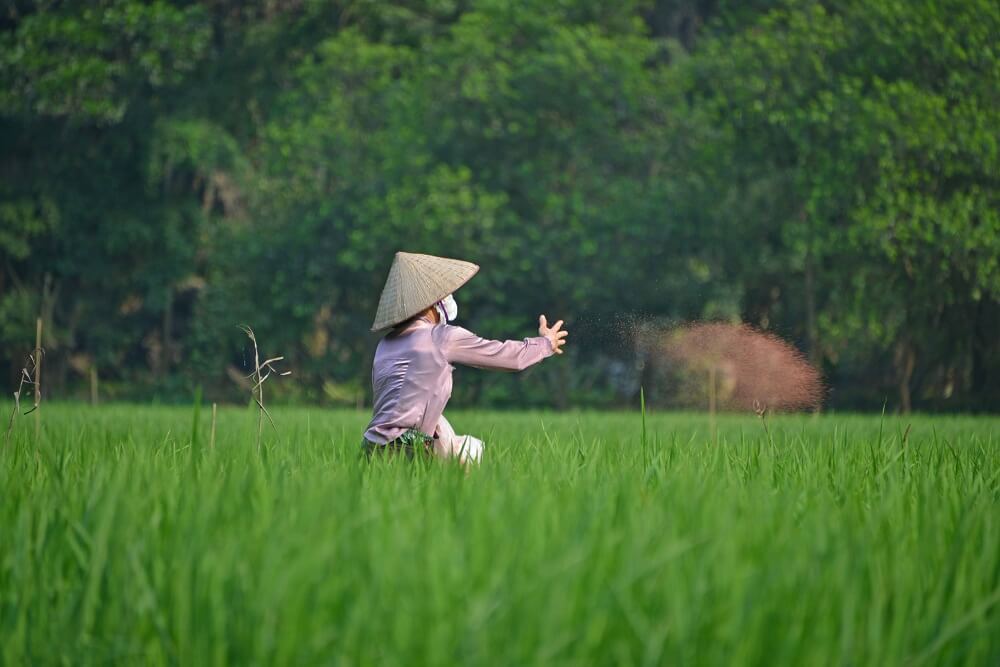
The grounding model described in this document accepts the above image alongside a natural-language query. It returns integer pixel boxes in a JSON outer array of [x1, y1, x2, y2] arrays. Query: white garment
[[434, 414, 483, 464], [435, 294, 458, 323]]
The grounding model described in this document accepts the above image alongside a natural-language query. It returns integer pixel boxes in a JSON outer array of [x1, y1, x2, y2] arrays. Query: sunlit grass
[[1, 404, 998, 665]]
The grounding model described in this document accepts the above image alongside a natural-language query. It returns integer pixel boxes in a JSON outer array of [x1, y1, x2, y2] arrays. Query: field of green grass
[[1, 404, 998, 665]]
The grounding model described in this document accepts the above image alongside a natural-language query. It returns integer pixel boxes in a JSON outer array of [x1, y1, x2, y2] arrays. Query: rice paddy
[[1, 404, 998, 665]]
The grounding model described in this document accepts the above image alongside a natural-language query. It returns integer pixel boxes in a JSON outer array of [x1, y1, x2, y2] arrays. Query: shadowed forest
[[2, 0, 998, 412]]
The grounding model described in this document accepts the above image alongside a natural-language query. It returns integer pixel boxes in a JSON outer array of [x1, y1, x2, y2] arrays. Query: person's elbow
[[512, 341, 552, 371], [512, 354, 540, 372]]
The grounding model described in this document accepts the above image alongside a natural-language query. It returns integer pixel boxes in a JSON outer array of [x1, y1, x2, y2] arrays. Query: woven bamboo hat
[[371, 252, 480, 331]]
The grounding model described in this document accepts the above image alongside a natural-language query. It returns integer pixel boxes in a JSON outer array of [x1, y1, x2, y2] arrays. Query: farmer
[[363, 251, 568, 462]]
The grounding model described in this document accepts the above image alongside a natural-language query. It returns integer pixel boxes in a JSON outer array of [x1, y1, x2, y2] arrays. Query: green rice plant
[[0, 404, 997, 665]]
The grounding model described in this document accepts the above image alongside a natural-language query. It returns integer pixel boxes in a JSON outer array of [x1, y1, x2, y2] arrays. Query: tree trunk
[[970, 299, 988, 399], [90, 366, 99, 405], [34, 316, 42, 439], [39, 274, 61, 395], [895, 341, 915, 414], [804, 252, 820, 368], [162, 287, 174, 375]]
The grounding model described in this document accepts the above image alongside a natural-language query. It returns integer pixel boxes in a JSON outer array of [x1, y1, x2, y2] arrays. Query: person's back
[[365, 320, 454, 445], [362, 252, 568, 462]]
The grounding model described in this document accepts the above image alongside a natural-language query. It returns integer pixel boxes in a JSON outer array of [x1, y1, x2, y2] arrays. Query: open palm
[[538, 315, 568, 354]]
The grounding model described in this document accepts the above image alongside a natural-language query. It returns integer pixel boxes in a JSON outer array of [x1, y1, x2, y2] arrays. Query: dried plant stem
[[34, 318, 42, 440], [754, 400, 774, 453], [250, 328, 262, 446], [238, 325, 290, 453], [5, 349, 43, 448]]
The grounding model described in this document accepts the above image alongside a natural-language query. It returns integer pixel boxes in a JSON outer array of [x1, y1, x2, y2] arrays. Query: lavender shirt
[[363, 318, 554, 444]]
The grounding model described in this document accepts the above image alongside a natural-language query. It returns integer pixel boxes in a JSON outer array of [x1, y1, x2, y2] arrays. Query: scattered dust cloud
[[633, 321, 824, 412]]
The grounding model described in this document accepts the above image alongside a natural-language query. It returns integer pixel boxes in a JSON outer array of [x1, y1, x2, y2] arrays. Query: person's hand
[[538, 315, 568, 355]]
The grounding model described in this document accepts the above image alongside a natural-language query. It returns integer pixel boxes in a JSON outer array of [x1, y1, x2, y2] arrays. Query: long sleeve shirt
[[363, 318, 554, 444]]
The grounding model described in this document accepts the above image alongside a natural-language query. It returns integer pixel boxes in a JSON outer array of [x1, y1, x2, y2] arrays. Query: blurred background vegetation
[[1, 0, 997, 412]]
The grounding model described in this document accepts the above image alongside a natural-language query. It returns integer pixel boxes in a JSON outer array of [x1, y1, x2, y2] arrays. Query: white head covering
[[435, 294, 458, 323]]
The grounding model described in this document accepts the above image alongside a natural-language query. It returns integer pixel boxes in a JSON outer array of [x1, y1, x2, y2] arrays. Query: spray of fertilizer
[[629, 321, 824, 412]]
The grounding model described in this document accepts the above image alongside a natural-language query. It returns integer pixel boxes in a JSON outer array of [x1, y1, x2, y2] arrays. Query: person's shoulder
[[432, 323, 476, 343], [432, 323, 468, 337]]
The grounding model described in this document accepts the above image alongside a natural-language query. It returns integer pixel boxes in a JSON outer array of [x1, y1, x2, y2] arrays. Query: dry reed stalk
[[5, 349, 43, 447], [754, 399, 775, 452], [34, 318, 41, 439], [238, 325, 291, 452]]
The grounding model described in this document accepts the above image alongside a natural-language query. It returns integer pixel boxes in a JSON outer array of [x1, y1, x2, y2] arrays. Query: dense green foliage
[[1, 405, 998, 663], [2, 1, 998, 410]]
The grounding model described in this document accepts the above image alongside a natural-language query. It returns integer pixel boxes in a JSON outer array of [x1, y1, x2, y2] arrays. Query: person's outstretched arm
[[440, 315, 568, 371]]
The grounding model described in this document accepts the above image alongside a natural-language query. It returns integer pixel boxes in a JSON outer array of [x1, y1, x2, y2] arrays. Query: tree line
[[2, 0, 997, 412]]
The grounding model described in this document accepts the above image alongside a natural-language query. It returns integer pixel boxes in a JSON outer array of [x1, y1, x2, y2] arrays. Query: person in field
[[363, 251, 568, 463]]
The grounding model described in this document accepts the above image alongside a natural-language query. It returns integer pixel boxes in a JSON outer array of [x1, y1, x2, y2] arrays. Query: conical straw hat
[[371, 252, 480, 331]]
